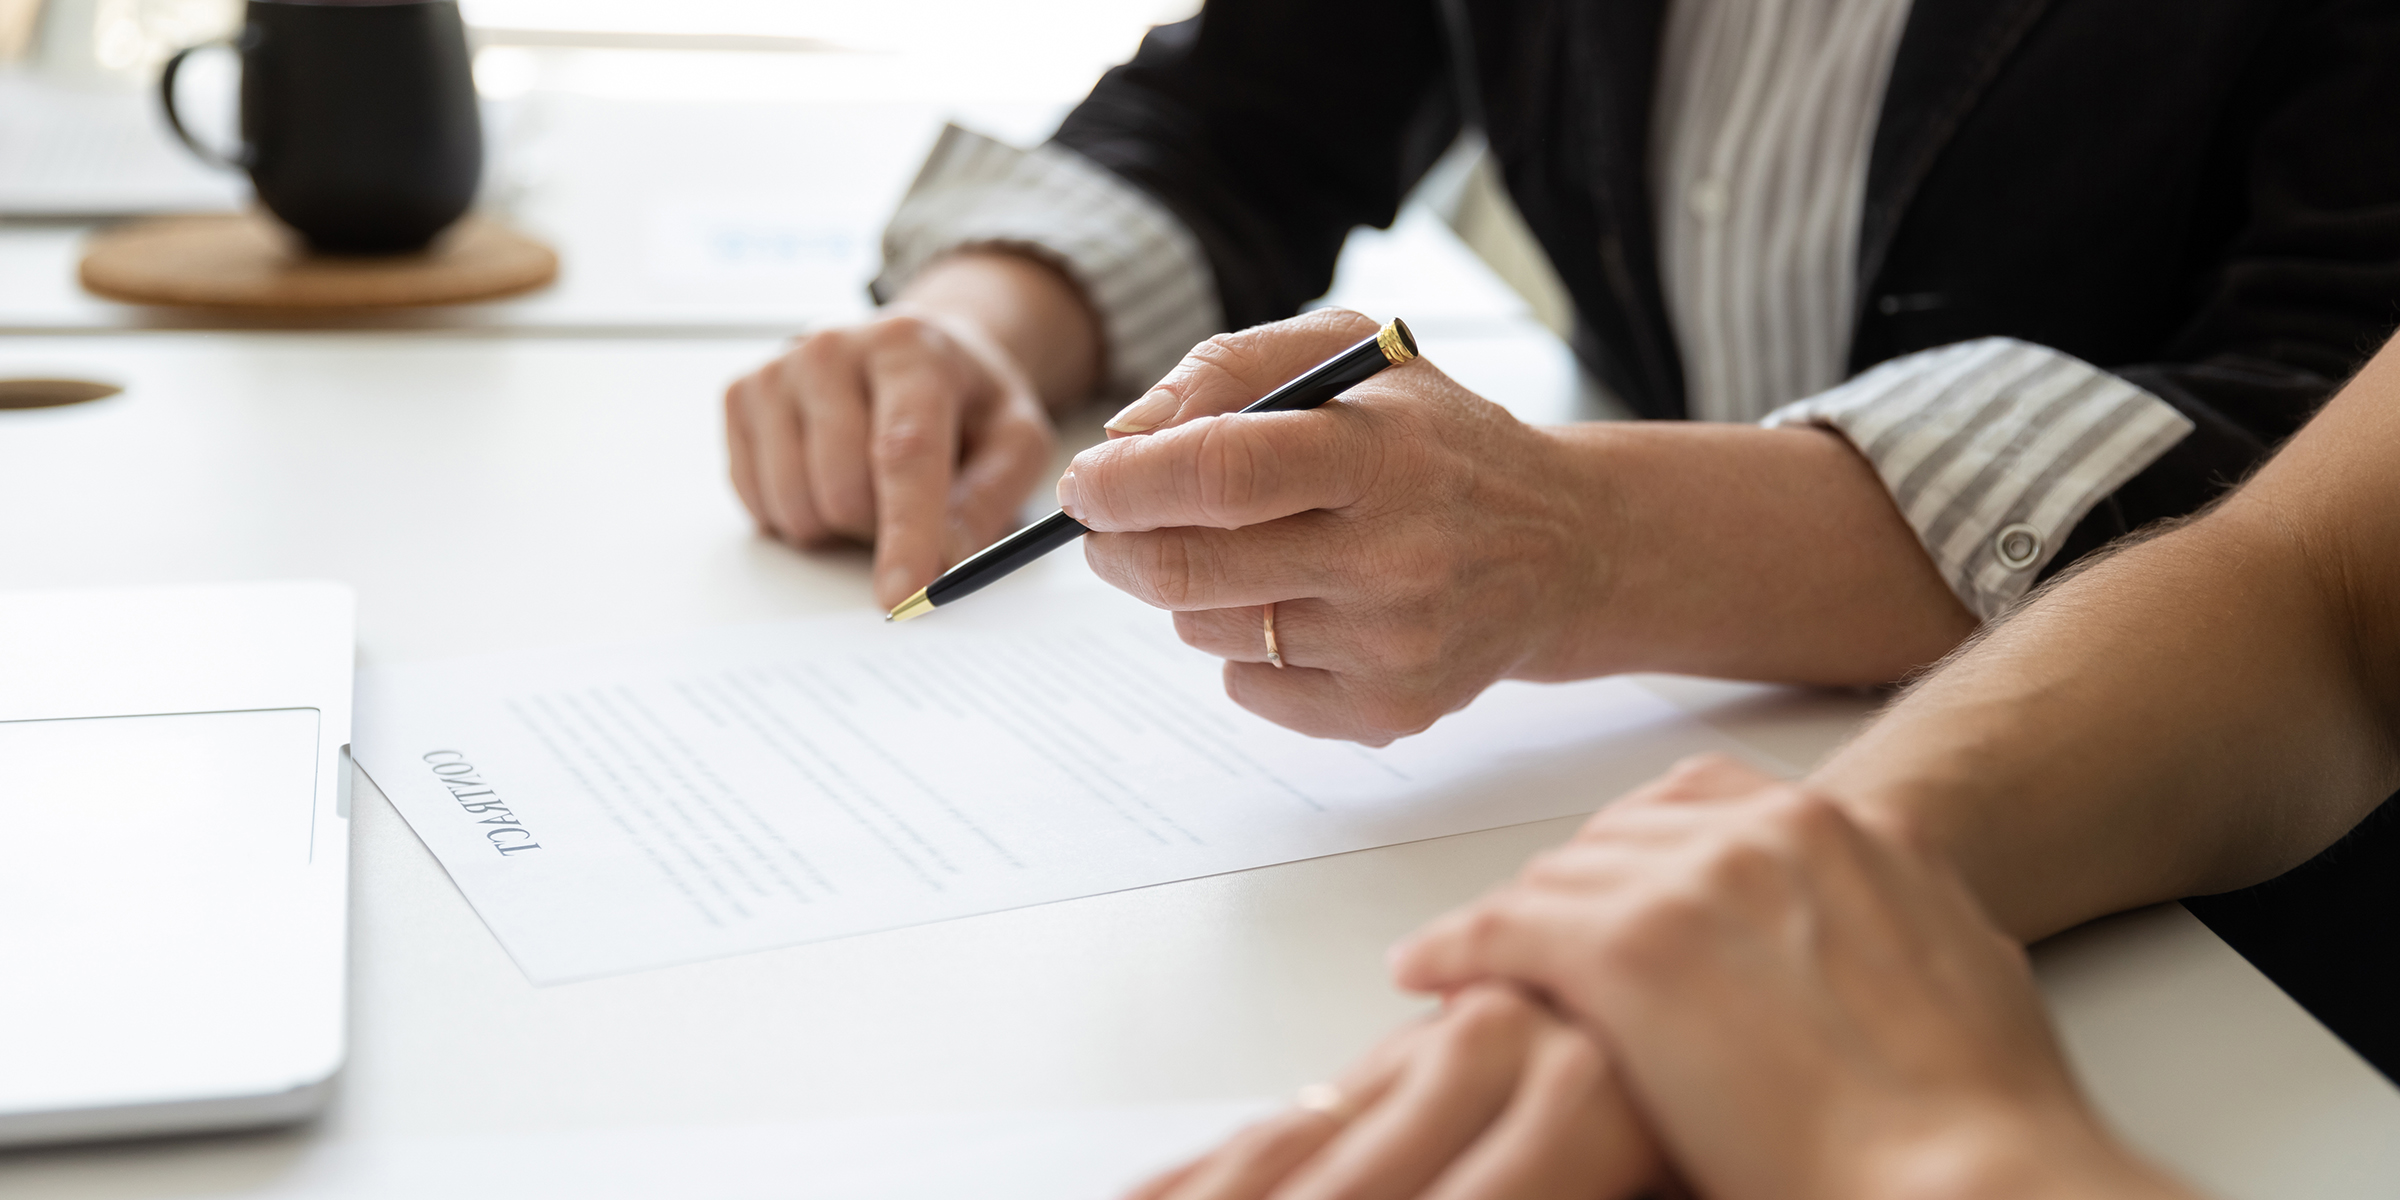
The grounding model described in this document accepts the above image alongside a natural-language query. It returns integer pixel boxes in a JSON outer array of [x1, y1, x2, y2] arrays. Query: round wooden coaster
[[79, 212, 558, 309], [0, 379, 122, 410]]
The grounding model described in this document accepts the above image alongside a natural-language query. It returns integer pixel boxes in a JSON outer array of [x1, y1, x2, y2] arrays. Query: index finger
[[1264, 986, 1542, 1200], [1387, 890, 1623, 1003], [1148, 1021, 1425, 1200], [1103, 308, 1382, 437], [1419, 1019, 1658, 1200], [862, 347, 969, 606], [1063, 405, 1386, 532]]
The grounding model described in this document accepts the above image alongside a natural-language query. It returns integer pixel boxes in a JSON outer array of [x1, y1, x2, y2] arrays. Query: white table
[[0, 332, 2394, 1197]]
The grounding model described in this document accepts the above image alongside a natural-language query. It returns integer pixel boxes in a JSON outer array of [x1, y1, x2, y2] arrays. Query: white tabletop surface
[[0, 330, 2395, 1197]]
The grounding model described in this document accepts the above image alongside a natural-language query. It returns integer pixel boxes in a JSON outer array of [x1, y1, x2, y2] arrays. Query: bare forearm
[[1816, 343, 2400, 941], [892, 250, 1104, 413], [1820, 524, 2393, 939], [1530, 422, 1976, 685]]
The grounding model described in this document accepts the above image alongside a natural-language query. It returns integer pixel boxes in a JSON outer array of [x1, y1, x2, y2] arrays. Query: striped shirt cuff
[[872, 124, 1224, 401], [1763, 338, 2195, 619]]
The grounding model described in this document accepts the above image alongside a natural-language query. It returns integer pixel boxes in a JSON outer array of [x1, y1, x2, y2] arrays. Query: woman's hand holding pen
[[1062, 308, 1607, 746], [1066, 309, 1974, 744], [723, 251, 1096, 608]]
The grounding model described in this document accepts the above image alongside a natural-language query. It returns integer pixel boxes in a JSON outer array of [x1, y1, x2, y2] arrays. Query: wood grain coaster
[[0, 379, 122, 410], [78, 212, 559, 309]]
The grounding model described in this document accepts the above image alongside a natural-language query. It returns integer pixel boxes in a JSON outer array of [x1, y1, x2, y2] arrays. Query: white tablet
[[0, 581, 354, 1146]]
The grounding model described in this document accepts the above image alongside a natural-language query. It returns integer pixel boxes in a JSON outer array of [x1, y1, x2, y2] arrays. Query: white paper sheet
[[356, 590, 1748, 984]]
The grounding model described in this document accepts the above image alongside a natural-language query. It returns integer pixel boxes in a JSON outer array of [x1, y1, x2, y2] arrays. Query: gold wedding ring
[[1263, 602, 1285, 669], [1293, 1081, 1347, 1121]]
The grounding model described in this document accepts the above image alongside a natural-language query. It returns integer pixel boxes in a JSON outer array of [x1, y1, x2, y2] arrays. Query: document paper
[[356, 593, 1748, 984]]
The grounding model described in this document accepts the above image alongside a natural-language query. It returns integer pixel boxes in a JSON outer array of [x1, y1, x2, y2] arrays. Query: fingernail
[[1055, 469, 1080, 518], [1103, 388, 1178, 434], [877, 564, 915, 599]]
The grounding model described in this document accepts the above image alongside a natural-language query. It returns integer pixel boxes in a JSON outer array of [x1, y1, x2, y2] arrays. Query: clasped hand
[[1136, 757, 2189, 1200], [1061, 309, 1606, 745]]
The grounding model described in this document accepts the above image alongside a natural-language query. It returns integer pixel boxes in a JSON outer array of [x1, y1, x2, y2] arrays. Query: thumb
[[1100, 308, 1382, 437]]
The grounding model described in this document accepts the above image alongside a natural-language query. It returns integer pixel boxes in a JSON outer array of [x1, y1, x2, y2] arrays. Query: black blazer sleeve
[[1049, 2, 1461, 331], [2049, 0, 2400, 571]]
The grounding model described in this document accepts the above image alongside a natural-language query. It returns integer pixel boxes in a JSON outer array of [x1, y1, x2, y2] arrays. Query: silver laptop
[[0, 581, 353, 1146]]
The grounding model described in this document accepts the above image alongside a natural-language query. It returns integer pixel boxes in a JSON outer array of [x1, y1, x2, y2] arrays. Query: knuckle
[[1186, 419, 1259, 527], [768, 450, 813, 493], [1356, 692, 1442, 742], [1385, 625, 1447, 676], [1309, 306, 1382, 338], [1443, 984, 1534, 1042], [818, 483, 873, 531], [1352, 695, 1408, 738], [1170, 610, 1211, 652], [1769, 787, 1851, 846], [862, 313, 935, 354], [1073, 441, 1140, 528], [1007, 407, 1059, 455], [1603, 890, 1704, 973], [790, 330, 850, 375], [1456, 903, 1516, 959], [1212, 1110, 1317, 1170], [870, 419, 943, 467], [1522, 847, 1582, 888], [1137, 537, 1201, 609], [1187, 330, 1262, 378], [1169, 311, 1378, 405], [1658, 754, 1734, 796], [1100, 535, 1197, 610], [1544, 1029, 1608, 1087], [1699, 828, 1780, 890], [765, 487, 818, 544]]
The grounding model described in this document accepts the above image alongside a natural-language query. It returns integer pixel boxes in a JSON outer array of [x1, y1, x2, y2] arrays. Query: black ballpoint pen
[[886, 317, 1419, 622]]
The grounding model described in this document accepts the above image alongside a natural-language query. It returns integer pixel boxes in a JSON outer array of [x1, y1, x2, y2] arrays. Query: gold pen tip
[[886, 587, 936, 623], [1376, 318, 1418, 366]]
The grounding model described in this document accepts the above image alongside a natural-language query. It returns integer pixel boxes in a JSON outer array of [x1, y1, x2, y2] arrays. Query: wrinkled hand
[[724, 307, 1058, 607], [1126, 983, 1659, 1200], [1060, 309, 1603, 745], [1391, 757, 2197, 1200]]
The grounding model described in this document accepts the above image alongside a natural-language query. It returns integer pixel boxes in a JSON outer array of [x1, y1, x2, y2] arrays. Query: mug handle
[[159, 39, 250, 171]]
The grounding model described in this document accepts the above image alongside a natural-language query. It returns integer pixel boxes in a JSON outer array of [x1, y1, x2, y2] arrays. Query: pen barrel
[[925, 508, 1089, 608], [901, 319, 1415, 620], [1238, 330, 1405, 414]]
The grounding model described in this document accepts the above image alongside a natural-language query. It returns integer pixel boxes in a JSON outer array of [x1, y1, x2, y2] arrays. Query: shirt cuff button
[[1995, 522, 2043, 571]]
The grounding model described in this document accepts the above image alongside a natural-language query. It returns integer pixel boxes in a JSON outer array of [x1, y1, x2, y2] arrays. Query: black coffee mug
[[161, 0, 482, 254]]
